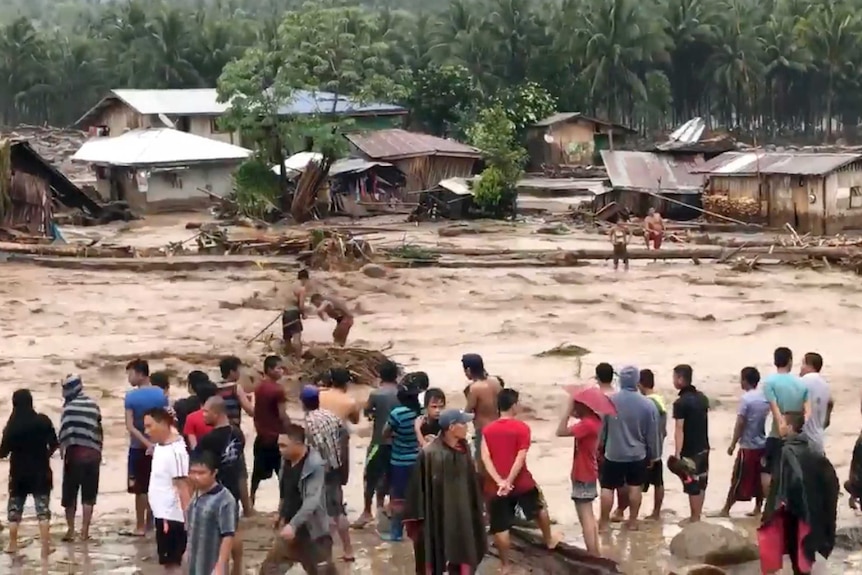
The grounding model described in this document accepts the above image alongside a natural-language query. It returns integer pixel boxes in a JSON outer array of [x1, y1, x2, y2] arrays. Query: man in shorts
[[609, 216, 630, 271], [252, 355, 290, 504], [672, 364, 710, 524], [283, 269, 310, 357], [483, 389, 559, 573], [638, 369, 667, 520]]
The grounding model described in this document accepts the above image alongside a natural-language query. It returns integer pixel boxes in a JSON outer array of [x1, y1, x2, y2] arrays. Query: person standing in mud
[[643, 208, 665, 250], [186, 452, 238, 575], [251, 355, 290, 505], [718, 366, 769, 518], [218, 356, 256, 516], [319, 368, 361, 424], [59, 374, 103, 543], [609, 216, 630, 271], [638, 369, 667, 520], [761, 347, 809, 496], [403, 409, 487, 575], [800, 352, 832, 455], [124, 358, 169, 537], [671, 364, 711, 524], [283, 269, 311, 357], [383, 384, 423, 541], [462, 353, 504, 460], [354, 360, 400, 528], [144, 407, 192, 574], [309, 293, 355, 348], [0, 389, 59, 556], [300, 386, 355, 562], [260, 424, 336, 575], [599, 365, 660, 531], [199, 396, 246, 575], [482, 389, 560, 574]]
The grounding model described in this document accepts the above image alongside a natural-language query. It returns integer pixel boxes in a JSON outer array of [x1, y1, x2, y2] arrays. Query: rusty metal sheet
[[344, 129, 481, 161], [600, 150, 704, 194], [692, 151, 862, 176]]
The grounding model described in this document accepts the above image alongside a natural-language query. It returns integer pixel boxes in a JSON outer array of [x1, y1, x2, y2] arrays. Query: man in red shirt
[[481, 389, 559, 573], [251, 355, 290, 504], [556, 394, 602, 556]]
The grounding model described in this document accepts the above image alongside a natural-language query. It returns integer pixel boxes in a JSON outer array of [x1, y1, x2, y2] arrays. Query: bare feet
[[745, 509, 761, 517], [598, 521, 610, 534], [625, 519, 640, 531], [61, 530, 75, 542], [707, 510, 730, 518], [545, 532, 562, 550], [4, 545, 17, 555], [350, 513, 373, 529], [243, 508, 256, 518], [645, 513, 661, 521], [610, 510, 625, 523]]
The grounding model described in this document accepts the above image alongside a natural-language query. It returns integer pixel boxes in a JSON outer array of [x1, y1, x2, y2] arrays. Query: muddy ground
[[0, 214, 860, 574]]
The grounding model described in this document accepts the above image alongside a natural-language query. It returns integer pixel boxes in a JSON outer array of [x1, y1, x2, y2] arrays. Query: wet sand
[[1, 215, 861, 573]]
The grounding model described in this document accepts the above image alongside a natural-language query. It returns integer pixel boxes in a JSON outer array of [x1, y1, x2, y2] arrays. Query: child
[[556, 394, 601, 556], [415, 388, 445, 447], [638, 369, 666, 520]]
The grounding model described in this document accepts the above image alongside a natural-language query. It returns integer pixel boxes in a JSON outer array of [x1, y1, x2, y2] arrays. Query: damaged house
[[344, 129, 481, 193], [72, 128, 251, 213], [526, 113, 635, 170], [694, 151, 862, 235]]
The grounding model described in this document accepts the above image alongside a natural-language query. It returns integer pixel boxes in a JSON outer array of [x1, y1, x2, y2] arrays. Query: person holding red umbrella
[[556, 385, 617, 556]]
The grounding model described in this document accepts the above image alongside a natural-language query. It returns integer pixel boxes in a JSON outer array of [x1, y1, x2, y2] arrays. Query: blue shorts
[[389, 464, 413, 501]]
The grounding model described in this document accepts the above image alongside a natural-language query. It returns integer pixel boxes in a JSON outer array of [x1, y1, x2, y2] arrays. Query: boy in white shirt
[[144, 407, 192, 574]]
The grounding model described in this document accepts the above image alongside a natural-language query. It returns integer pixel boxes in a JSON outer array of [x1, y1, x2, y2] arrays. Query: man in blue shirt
[[123, 358, 169, 536], [761, 347, 809, 495]]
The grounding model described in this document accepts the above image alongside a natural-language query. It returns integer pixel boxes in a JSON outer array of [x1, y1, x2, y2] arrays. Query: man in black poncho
[[404, 409, 487, 575], [757, 411, 838, 575]]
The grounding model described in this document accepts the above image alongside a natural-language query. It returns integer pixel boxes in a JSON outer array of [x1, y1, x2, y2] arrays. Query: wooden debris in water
[[277, 345, 391, 388], [487, 526, 622, 575], [535, 343, 591, 358]]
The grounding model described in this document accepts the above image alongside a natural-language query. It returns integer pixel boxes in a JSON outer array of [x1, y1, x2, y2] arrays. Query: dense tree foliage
[[3, 0, 862, 141]]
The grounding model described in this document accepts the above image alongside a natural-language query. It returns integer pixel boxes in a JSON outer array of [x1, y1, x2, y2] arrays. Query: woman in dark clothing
[[0, 389, 59, 555]]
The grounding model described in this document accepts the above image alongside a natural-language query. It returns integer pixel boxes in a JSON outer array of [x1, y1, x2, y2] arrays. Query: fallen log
[[0, 240, 135, 258], [486, 526, 622, 574]]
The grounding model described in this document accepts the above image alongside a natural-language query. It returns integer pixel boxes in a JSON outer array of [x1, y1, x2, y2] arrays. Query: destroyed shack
[[412, 177, 477, 220], [0, 139, 100, 236], [344, 129, 481, 194], [327, 158, 406, 214], [526, 112, 635, 171], [72, 128, 251, 213], [694, 151, 862, 234], [596, 150, 705, 220]]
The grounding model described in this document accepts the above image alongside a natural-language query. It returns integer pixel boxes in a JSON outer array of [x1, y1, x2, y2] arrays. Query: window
[[851, 186, 862, 209], [210, 118, 227, 134]]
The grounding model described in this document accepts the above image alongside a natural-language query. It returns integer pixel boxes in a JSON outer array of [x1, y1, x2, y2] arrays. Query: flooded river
[[0, 217, 860, 573]]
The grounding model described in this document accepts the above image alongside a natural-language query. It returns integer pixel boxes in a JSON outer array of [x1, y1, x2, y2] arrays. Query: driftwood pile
[[276, 345, 389, 388], [703, 194, 761, 222]]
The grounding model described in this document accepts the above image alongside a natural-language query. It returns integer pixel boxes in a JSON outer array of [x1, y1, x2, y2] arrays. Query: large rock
[[835, 526, 862, 550], [360, 263, 387, 278], [669, 522, 759, 566]]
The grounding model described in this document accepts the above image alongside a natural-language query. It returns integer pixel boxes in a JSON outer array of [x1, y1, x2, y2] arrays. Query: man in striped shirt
[[59, 374, 103, 542], [300, 386, 354, 562], [217, 356, 255, 516]]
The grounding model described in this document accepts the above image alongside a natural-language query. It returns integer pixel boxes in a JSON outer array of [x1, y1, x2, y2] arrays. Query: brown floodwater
[[0, 215, 861, 574]]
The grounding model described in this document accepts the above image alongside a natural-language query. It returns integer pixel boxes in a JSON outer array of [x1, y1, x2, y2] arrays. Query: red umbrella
[[564, 384, 617, 416]]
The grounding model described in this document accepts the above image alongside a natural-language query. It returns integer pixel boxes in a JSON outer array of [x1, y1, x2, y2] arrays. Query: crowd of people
[[0, 345, 848, 574]]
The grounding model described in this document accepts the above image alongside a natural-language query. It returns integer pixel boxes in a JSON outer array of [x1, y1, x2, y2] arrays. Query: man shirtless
[[319, 368, 361, 425], [643, 208, 665, 250], [283, 269, 311, 357], [310, 293, 354, 347], [462, 353, 504, 460]]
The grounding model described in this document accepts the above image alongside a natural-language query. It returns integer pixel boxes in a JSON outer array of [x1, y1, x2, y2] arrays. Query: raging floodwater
[[1, 217, 861, 574]]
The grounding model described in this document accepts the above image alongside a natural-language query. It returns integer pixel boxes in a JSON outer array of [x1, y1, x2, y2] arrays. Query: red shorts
[[730, 447, 765, 501], [647, 230, 663, 248]]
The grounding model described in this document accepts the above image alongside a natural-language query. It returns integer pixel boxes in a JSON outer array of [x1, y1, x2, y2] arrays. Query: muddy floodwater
[[0, 215, 861, 574]]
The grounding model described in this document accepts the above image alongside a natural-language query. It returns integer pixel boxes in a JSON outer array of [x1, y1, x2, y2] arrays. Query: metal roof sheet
[[532, 112, 636, 133], [71, 128, 251, 167], [344, 129, 482, 161], [601, 150, 705, 194], [74, 89, 406, 128], [692, 151, 862, 176]]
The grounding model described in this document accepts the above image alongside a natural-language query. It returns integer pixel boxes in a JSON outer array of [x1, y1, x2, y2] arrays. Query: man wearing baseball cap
[[403, 409, 486, 574]]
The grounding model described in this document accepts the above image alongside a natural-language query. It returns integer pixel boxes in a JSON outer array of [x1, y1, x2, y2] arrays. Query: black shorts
[[762, 437, 783, 476], [252, 437, 282, 482], [282, 309, 303, 339], [600, 459, 648, 489], [364, 444, 391, 500], [62, 458, 100, 507], [681, 451, 710, 496], [488, 487, 546, 535], [642, 460, 664, 492], [127, 448, 152, 495], [154, 518, 187, 566]]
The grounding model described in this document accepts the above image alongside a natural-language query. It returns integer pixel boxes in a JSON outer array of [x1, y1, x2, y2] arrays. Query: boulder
[[669, 522, 759, 566], [360, 263, 387, 278]]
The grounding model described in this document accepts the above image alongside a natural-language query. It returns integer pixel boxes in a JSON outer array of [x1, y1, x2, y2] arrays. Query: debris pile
[[3, 125, 91, 183], [279, 345, 390, 387], [703, 194, 761, 222]]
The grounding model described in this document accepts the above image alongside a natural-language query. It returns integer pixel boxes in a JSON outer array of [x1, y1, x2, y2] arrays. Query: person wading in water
[[283, 269, 311, 357], [609, 216, 630, 271], [310, 293, 355, 348]]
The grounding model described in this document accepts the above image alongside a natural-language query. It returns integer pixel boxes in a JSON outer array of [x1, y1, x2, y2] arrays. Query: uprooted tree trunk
[[290, 155, 334, 223], [486, 527, 622, 574]]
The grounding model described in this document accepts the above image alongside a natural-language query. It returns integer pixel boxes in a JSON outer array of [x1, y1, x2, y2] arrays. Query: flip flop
[[118, 529, 145, 537], [350, 517, 371, 529]]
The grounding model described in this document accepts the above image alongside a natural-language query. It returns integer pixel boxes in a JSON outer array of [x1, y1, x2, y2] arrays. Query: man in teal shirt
[[761, 347, 809, 495]]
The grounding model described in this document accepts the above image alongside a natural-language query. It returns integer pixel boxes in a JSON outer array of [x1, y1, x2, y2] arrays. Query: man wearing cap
[[300, 386, 354, 562], [404, 409, 487, 574], [462, 354, 504, 460], [599, 365, 661, 531]]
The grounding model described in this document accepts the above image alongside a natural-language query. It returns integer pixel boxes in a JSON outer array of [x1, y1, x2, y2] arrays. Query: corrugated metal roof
[[71, 128, 251, 167], [532, 112, 636, 133], [74, 89, 406, 128], [344, 129, 482, 161], [329, 158, 394, 176], [438, 177, 473, 195], [692, 151, 862, 176], [601, 150, 705, 194]]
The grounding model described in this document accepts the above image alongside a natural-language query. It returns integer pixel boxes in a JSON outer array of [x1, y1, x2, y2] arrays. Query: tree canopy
[[2, 0, 862, 141]]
